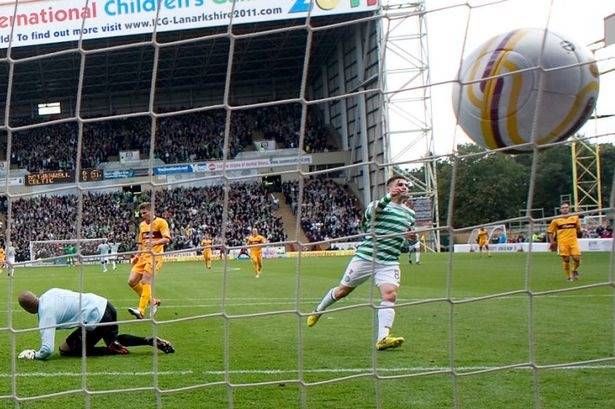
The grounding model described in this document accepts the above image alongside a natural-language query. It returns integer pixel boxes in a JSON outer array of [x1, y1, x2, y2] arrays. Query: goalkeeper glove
[[18, 349, 36, 360]]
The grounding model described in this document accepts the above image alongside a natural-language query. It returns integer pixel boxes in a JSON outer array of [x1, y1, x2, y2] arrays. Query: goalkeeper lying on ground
[[17, 288, 174, 360]]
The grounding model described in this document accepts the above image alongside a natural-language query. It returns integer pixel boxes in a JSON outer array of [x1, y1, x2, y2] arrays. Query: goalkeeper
[[17, 288, 174, 360]]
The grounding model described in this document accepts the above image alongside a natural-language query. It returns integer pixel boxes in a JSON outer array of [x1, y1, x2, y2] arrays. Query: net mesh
[[467, 225, 506, 246], [0, 0, 613, 407], [29, 238, 108, 264]]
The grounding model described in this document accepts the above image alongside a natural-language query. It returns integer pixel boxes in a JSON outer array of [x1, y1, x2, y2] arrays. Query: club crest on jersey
[[142, 231, 162, 239]]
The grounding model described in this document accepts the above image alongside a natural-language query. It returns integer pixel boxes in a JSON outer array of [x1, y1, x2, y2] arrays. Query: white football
[[452, 28, 599, 152]]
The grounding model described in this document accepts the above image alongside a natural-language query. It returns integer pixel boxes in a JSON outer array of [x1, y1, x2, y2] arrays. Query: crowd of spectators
[[583, 224, 613, 239], [1, 105, 334, 172], [152, 183, 286, 250], [282, 178, 361, 243], [254, 104, 334, 153], [2, 182, 286, 262], [8, 191, 136, 261]]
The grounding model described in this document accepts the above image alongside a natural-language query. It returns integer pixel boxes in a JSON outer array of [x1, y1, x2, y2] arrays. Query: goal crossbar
[[29, 238, 108, 263]]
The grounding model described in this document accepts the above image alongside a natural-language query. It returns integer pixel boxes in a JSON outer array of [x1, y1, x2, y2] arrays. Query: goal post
[[467, 224, 507, 246], [29, 238, 109, 264]]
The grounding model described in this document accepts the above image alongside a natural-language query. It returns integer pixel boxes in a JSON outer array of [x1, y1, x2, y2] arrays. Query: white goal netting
[[467, 224, 506, 245], [29, 238, 108, 264], [0, 0, 613, 408]]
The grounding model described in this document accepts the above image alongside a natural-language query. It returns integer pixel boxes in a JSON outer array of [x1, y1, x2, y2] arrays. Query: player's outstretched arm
[[367, 193, 393, 217]]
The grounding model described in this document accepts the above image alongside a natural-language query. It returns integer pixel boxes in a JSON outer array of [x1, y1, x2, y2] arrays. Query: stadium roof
[[0, 12, 374, 113]]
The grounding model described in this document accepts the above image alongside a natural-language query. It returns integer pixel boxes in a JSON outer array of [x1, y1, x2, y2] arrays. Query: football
[[452, 28, 599, 152]]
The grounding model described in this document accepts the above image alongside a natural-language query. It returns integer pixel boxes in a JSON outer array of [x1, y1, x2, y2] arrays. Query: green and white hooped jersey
[[354, 194, 416, 265]]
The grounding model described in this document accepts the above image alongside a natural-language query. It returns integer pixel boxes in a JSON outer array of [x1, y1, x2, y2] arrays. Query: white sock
[[315, 288, 338, 312], [415, 252, 420, 263], [377, 301, 395, 341]]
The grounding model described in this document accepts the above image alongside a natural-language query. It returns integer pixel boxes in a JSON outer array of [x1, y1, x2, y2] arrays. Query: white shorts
[[339, 258, 401, 288]]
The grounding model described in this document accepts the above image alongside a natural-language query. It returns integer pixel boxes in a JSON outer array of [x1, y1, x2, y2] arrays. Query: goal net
[[467, 224, 507, 246], [29, 238, 109, 265], [0, 0, 613, 408]]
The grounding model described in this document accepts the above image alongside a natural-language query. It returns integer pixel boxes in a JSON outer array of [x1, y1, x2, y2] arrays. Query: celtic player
[[307, 175, 416, 351]]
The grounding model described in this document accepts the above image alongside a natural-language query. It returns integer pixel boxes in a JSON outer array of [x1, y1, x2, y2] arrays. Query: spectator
[[2, 105, 334, 172], [282, 178, 361, 243], [1, 182, 287, 262]]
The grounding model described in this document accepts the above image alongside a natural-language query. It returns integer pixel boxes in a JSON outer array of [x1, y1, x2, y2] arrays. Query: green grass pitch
[[0, 252, 613, 408]]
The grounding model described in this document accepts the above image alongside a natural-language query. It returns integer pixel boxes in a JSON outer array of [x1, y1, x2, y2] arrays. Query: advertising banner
[[192, 155, 312, 173], [286, 249, 356, 258], [153, 164, 193, 175], [0, 0, 378, 49], [104, 168, 150, 179], [119, 150, 141, 163], [0, 176, 25, 186], [270, 155, 312, 166], [103, 169, 134, 179], [162, 246, 286, 261], [454, 239, 613, 253]]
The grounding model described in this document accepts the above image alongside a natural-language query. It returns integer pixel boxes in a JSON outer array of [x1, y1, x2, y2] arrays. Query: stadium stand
[[3, 182, 286, 262], [3, 177, 364, 262], [282, 178, 362, 243], [1, 105, 334, 172]]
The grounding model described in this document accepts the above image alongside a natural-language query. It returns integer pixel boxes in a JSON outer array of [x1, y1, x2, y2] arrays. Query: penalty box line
[[2, 292, 613, 305], [2, 293, 613, 313]]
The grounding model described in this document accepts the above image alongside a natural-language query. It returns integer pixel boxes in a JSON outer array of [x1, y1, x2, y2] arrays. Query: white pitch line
[[1, 365, 614, 378], [1, 293, 613, 314], [0, 293, 612, 306], [0, 298, 325, 304]]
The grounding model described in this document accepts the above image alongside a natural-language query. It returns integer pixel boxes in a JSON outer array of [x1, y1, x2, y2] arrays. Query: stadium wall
[[312, 20, 385, 207]]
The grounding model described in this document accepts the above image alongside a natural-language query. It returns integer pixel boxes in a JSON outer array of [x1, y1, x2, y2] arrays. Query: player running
[[128, 202, 171, 319], [307, 175, 416, 351], [246, 228, 266, 278]]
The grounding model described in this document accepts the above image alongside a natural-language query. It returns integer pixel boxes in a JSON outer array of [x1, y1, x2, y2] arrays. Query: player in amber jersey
[[0, 247, 5, 273], [548, 202, 581, 281], [128, 202, 171, 319], [246, 228, 266, 278], [476, 227, 491, 257], [201, 234, 214, 270]]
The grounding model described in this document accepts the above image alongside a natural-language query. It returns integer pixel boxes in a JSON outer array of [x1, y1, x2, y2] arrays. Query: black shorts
[[62, 302, 119, 355]]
